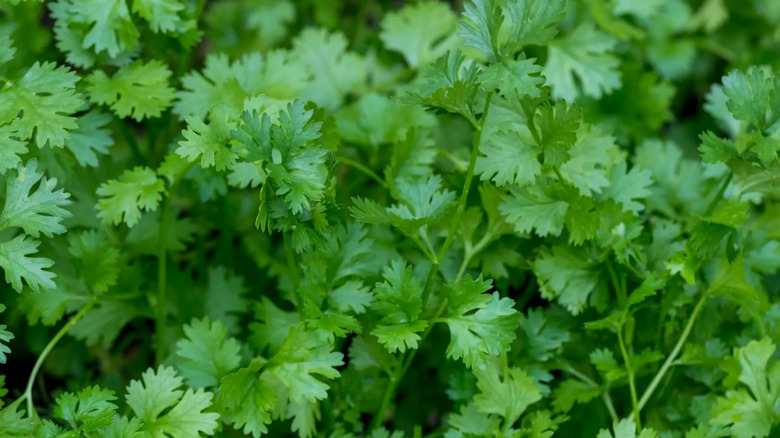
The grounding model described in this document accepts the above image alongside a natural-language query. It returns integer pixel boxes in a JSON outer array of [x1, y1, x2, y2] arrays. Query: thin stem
[[370, 361, 401, 431], [19, 298, 97, 417], [703, 172, 733, 216], [116, 120, 144, 164], [437, 93, 493, 264], [155, 195, 171, 365], [370, 94, 493, 433], [603, 385, 619, 423], [561, 365, 618, 423], [335, 155, 388, 188], [283, 231, 302, 308], [634, 292, 710, 414], [370, 299, 448, 432], [455, 231, 494, 282], [617, 327, 641, 429], [607, 260, 627, 309]]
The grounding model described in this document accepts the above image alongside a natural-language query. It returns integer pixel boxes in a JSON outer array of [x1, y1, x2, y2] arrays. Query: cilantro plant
[[2, 0, 780, 437]]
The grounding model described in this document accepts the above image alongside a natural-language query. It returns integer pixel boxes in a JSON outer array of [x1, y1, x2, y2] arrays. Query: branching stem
[[370, 94, 493, 432], [18, 297, 97, 417]]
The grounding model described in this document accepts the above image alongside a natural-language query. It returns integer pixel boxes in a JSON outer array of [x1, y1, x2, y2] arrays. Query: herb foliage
[[2, 0, 780, 437]]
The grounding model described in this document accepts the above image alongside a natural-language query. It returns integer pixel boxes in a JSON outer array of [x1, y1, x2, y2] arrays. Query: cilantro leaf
[[0, 160, 72, 238], [175, 317, 242, 388], [712, 338, 780, 437], [459, 0, 503, 61], [721, 67, 780, 131], [65, 110, 114, 167], [370, 260, 428, 353], [292, 28, 366, 110], [86, 60, 176, 121], [125, 366, 219, 438], [0, 62, 83, 148], [543, 23, 622, 101], [178, 106, 239, 171], [479, 57, 544, 100], [67, 0, 139, 57], [219, 360, 275, 437], [597, 419, 658, 438], [95, 167, 165, 227], [0, 305, 12, 363], [476, 124, 541, 187], [601, 162, 653, 213], [54, 386, 117, 432], [474, 366, 542, 429], [534, 245, 606, 314], [380, 2, 458, 67], [132, 0, 185, 33], [442, 275, 520, 369], [500, 184, 568, 237]]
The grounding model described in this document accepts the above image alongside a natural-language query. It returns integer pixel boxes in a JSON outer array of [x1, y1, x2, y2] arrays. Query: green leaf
[[0, 305, 12, 363], [177, 106, 239, 171], [65, 110, 114, 167], [559, 124, 616, 196], [175, 317, 242, 388], [0, 160, 72, 238], [67, 0, 139, 57], [0, 235, 56, 292], [54, 386, 117, 432], [712, 338, 779, 438], [500, 185, 568, 237], [0, 126, 28, 176], [535, 100, 582, 167], [476, 124, 540, 187], [479, 57, 544, 99], [269, 325, 344, 403], [597, 419, 658, 438], [534, 245, 606, 314], [602, 162, 652, 213], [125, 366, 219, 438], [543, 23, 622, 101], [370, 259, 428, 353], [292, 28, 366, 110], [503, 0, 566, 49], [219, 360, 275, 438], [132, 0, 184, 33], [95, 167, 165, 227], [721, 67, 780, 130], [517, 308, 570, 362], [402, 50, 480, 118], [474, 366, 542, 428], [459, 0, 503, 61], [86, 60, 176, 121], [380, 2, 458, 67], [443, 275, 520, 369], [204, 266, 248, 334], [0, 62, 83, 148], [68, 230, 119, 293]]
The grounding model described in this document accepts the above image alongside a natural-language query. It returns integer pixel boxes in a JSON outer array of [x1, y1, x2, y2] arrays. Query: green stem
[[617, 326, 641, 429], [335, 155, 388, 188], [455, 231, 494, 282], [19, 298, 97, 417], [607, 260, 627, 309], [369, 94, 493, 432], [155, 195, 171, 365], [437, 93, 493, 264], [283, 231, 302, 308], [561, 365, 618, 423], [116, 120, 144, 164], [634, 292, 710, 414], [703, 172, 733, 216]]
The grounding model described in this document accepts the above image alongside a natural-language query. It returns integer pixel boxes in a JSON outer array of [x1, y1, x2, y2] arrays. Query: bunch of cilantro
[[1, 0, 780, 436]]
